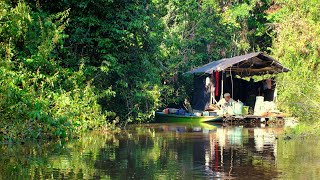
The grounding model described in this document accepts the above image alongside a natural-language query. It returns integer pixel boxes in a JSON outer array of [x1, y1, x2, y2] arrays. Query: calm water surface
[[1, 123, 320, 179]]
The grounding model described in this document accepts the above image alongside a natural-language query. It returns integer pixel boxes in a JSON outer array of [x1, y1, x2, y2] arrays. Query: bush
[[0, 1, 111, 141]]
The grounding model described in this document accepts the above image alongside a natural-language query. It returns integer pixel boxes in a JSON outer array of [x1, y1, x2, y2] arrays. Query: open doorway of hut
[[191, 72, 277, 112]]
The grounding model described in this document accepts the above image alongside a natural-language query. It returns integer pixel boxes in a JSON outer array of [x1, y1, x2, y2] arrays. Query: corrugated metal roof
[[185, 52, 290, 76]]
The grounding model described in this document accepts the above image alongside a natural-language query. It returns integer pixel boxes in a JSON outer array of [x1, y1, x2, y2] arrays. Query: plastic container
[[209, 111, 217, 116], [169, 108, 178, 114], [256, 96, 264, 103], [233, 101, 244, 115], [202, 111, 209, 116], [254, 96, 265, 115], [176, 109, 186, 115], [242, 106, 249, 115]]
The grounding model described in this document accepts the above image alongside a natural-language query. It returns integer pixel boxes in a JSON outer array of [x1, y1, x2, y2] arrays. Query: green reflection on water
[[276, 137, 320, 179], [0, 123, 319, 179]]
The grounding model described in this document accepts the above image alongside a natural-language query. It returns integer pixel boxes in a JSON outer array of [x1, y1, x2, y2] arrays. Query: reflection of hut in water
[[254, 128, 277, 152], [121, 124, 283, 179], [200, 127, 281, 179]]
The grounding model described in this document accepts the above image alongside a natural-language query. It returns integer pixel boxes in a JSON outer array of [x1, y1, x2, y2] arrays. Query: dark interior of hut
[[191, 73, 276, 111]]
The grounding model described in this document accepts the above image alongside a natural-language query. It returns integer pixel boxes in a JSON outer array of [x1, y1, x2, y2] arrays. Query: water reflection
[[0, 123, 319, 179], [151, 123, 281, 179]]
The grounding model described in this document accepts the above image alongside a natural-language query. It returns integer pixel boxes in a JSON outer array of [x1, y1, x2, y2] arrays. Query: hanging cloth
[[215, 71, 219, 96], [230, 68, 234, 98], [220, 71, 224, 100]]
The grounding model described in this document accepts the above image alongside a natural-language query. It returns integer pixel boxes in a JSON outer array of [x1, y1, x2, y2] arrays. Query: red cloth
[[215, 71, 219, 96]]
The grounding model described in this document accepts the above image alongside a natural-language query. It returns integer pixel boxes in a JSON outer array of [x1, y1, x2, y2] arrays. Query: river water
[[1, 123, 320, 179]]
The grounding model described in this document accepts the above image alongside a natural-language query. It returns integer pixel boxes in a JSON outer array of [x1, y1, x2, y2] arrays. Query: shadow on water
[[0, 122, 320, 179]]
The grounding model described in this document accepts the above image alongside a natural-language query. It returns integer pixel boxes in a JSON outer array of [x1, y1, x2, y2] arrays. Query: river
[[0, 123, 320, 179]]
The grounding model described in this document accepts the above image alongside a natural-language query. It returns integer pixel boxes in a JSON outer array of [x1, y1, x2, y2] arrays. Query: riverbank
[[285, 121, 320, 136]]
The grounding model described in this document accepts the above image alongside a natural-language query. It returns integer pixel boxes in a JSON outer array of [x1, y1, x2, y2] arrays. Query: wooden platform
[[223, 114, 285, 124]]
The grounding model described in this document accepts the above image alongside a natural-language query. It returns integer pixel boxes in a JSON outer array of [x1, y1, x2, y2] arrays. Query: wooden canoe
[[155, 112, 222, 123]]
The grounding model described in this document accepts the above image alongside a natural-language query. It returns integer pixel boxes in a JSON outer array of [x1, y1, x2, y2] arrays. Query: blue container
[[176, 109, 186, 115]]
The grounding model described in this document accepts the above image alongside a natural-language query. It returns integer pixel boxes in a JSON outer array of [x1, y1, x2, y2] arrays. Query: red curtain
[[215, 71, 219, 96]]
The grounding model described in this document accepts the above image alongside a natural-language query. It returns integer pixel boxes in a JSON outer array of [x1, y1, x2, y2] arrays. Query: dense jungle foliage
[[0, 0, 319, 141]]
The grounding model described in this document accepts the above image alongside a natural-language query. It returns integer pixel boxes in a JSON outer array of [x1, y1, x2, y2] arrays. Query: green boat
[[155, 112, 222, 123], [154, 122, 220, 131]]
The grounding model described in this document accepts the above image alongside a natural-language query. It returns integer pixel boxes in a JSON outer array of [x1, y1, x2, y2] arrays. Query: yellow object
[[242, 106, 249, 115]]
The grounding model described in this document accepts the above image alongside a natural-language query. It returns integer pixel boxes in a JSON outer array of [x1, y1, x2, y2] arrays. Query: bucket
[[242, 106, 249, 115]]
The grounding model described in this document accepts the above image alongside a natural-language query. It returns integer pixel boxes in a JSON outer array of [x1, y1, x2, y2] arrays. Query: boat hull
[[155, 112, 222, 123]]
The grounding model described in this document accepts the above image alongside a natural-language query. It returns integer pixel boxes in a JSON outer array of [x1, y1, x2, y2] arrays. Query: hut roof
[[185, 52, 290, 76]]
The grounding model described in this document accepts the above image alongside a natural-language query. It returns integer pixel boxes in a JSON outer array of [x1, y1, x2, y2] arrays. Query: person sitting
[[217, 93, 235, 109]]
